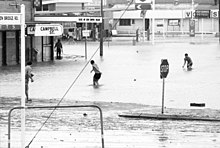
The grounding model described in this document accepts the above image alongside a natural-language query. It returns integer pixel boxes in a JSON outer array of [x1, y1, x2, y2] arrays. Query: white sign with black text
[[35, 24, 63, 36], [0, 14, 21, 25]]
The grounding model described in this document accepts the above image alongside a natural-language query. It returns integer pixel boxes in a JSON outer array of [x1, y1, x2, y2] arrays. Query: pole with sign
[[20, 4, 26, 148], [1, 7, 25, 148], [160, 59, 169, 114]]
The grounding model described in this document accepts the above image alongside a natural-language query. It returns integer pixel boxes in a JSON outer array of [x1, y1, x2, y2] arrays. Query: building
[[111, 0, 219, 36], [0, 0, 94, 66], [0, 0, 33, 66]]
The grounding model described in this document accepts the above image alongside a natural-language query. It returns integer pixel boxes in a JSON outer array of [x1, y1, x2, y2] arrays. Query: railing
[[8, 105, 104, 148]]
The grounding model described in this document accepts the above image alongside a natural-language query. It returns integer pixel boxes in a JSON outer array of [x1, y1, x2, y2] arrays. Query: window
[[168, 19, 180, 26], [132, 19, 135, 24], [119, 19, 131, 26]]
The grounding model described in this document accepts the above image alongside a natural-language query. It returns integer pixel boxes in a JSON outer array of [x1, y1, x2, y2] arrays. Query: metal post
[[143, 15, 145, 41], [152, 0, 155, 45], [201, 18, 204, 40], [219, 2, 220, 43], [100, 0, 104, 56], [83, 3, 87, 60], [20, 4, 26, 148], [85, 36, 87, 59], [161, 78, 165, 114]]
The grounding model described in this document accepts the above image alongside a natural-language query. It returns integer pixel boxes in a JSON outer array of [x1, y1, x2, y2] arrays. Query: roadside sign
[[160, 59, 169, 114], [82, 30, 91, 37], [0, 14, 21, 25], [160, 59, 169, 79], [35, 24, 63, 36], [135, 4, 151, 10], [189, 19, 195, 37]]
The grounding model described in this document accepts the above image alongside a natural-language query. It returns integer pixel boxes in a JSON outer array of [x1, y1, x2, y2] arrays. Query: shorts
[[94, 73, 101, 81], [187, 63, 193, 68]]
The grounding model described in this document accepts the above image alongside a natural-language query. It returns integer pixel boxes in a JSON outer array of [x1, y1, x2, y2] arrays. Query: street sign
[[160, 59, 169, 79], [135, 4, 151, 10], [0, 14, 21, 25], [35, 24, 63, 36]]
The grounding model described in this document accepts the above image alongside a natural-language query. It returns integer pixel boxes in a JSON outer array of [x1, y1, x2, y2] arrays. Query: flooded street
[[1, 37, 220, 147], [1, 38, 220, 109]]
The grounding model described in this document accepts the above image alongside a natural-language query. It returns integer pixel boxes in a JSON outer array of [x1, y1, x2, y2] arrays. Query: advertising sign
[[35, 24, 63, 36], [195, 10, 210, 18]]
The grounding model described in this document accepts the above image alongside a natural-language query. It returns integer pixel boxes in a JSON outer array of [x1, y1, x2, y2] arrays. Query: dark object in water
[[190, 103, 205, 107]]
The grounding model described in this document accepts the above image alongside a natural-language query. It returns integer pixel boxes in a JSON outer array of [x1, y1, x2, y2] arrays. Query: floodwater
[[1, 37, 220, 148], [1, 38, 220, 109]]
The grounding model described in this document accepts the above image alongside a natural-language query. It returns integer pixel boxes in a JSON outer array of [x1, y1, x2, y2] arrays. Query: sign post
[[1, 5, 26, 148], [20, 4, 26, 148], [189, 19, 195, 37], [135, 0, 152, 42], [82, 30, 91, 59], [160, 59, 169, 114]]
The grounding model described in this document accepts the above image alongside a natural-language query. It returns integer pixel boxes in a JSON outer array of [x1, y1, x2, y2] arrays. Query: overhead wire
[[26, 0, 134, 147]]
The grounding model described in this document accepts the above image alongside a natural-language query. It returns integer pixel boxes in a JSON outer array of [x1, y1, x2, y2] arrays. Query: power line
[[26, 1, 134, 147]]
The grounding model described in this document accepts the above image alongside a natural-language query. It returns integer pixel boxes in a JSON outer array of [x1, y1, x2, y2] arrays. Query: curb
[[119, 113, 220, 122]]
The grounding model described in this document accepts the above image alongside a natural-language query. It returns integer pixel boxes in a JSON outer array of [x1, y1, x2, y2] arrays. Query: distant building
[[111, 0, 219, 37]]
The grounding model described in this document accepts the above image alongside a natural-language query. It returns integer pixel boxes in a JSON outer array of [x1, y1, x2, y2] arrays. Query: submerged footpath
[[1, 97, 220, 148]]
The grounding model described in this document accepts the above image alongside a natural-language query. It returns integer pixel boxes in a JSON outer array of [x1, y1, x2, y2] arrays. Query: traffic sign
[[160, 59, 169, 79], [35, 24, 63, 36], [135, 4, 151, 10]]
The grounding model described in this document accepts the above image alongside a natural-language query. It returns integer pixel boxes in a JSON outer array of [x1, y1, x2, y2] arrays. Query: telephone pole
[[100, 0, 104, 56]]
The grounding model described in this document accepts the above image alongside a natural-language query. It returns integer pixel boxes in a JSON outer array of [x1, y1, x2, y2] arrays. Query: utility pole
[[219, 1, 220, 43], [100, 0, 104, 56]]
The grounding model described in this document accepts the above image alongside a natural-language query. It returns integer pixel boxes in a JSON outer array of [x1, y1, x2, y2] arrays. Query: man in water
[[182, 53, 193, 69], [25, 61, 34, 102], [90, 60, 102, 86], [54, 39, 63, 59]]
